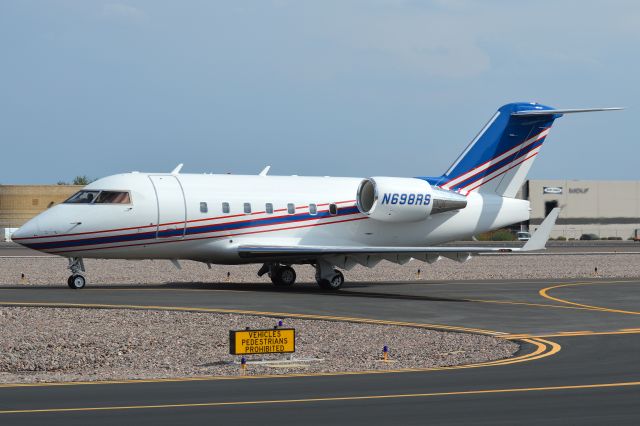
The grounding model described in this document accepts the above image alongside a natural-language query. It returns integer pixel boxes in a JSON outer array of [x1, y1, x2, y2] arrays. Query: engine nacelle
[[356, 177, 467, 222]]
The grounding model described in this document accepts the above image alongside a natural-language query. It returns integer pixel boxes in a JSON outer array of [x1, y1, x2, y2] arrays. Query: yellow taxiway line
[[501, 328, 640, 339], [539, 280, 640, 315], [0, 300, 504, 335], [2, 380, 639, 415], [463, 297, 595, 311]]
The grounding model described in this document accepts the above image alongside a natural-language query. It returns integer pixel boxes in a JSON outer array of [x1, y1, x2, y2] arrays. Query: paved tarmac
[[0, 275, 639, 424]]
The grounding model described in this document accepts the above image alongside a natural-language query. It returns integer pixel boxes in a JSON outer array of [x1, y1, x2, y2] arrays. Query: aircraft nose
[[11, 218, 40, 243]]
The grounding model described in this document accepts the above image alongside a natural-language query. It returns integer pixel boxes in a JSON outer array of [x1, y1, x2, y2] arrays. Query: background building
[[0, 185, 81, 241], [520, 180, 640, 239]]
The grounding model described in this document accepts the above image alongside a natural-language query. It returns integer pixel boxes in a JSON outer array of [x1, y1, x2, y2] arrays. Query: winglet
[[259, 165, 271, 176], [171, 163, 184, 175], [522, 207, 561, 251]]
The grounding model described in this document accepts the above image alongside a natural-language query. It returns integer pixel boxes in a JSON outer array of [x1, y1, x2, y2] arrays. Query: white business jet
[[12, 103, 620, 290]]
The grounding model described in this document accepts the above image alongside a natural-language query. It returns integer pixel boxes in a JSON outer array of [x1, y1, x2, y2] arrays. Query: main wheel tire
[[318, 270, 344, 291], [68, 274, 86, 289], [270, 266, 296, 287]]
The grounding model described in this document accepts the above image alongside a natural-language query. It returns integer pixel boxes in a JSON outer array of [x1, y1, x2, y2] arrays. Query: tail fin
[[430, 103, 620, 198]]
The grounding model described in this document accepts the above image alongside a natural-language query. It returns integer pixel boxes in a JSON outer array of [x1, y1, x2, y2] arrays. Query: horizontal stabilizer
[[512, 107, 622, 116]]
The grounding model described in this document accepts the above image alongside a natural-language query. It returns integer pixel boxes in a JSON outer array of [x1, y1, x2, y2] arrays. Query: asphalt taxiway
[[0, 277, 639, 425]]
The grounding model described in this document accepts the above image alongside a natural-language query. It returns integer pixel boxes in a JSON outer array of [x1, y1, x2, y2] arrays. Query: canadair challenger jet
[[12, 103, 620, 289]]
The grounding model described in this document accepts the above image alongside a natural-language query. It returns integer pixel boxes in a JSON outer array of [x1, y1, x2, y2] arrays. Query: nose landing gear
[[67, 257, 86, 289]]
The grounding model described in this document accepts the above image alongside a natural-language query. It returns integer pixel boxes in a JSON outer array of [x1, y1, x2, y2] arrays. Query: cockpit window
[[94, 191, 131, 204], [64, 190, 100, 204], [64, 190, 131, 204]]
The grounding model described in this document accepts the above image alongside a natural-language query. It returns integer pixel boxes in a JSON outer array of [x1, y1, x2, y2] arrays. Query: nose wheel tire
[[318, 270, 344, 291], [67, 274, 86, 289], [270, 266, 297, 287]]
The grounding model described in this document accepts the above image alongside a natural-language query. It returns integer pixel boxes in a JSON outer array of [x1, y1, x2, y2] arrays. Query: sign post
[[229, 328, 295, 356]]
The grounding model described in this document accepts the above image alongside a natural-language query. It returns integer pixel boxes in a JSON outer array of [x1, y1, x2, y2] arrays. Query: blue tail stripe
[[447, 137, 546, 191]]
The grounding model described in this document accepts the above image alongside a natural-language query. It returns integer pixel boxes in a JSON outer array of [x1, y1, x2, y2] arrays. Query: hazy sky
[[1, 0, 637, 184]]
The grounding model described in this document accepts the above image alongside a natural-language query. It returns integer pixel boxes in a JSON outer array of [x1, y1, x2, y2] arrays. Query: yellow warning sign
[[229, 328, 295, 355]]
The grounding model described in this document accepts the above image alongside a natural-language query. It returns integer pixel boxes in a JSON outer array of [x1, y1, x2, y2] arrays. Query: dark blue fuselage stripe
[[24, 207, 361, 251]]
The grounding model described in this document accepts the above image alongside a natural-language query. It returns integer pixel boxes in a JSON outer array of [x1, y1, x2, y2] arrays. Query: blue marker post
[[240, 356, 247, 375], [383, 345, 389, 362], [278, 320, 283, 327]]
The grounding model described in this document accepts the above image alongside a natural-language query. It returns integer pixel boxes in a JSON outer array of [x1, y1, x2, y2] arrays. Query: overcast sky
[[0, 0, 637, 184]]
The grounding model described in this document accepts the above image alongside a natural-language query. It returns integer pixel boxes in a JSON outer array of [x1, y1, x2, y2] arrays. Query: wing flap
[[237, 244, 511, 259]]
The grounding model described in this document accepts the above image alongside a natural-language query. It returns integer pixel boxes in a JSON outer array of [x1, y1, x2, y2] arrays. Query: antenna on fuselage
[[171, 163, 184, 175], [259, 165, 271, 176]]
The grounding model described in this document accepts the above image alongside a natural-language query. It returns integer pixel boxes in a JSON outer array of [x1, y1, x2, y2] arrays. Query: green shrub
[[475, 232, 492, 241], [475, 229, 517, 241], [556, 236, 567, 241], [491, 229, 516, 241]]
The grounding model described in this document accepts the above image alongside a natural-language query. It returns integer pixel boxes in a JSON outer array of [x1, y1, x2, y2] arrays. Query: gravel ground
[[0, 253, 635, 383], [0, 307, 518, 383], [0, 254, 639, 286]]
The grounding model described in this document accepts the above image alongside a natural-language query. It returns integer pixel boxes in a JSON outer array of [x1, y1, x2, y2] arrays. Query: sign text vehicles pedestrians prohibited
[[229, 328, 295, 355]]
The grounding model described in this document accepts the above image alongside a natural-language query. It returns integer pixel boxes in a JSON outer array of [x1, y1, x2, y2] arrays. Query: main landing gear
[[257, 261, 345, 291], [315, 260, 344, 291], [258, 263, 297, 287], [67, 257, 86, 289]]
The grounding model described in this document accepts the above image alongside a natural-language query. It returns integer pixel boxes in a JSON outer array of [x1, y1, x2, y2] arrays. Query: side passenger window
[[287, 203, 295, 214], [244, 203, 251, 214], [222, 202, 230, 214], [265, 203, 274, 214], [200, 202, 208, 213], [309, 203, 317, 215], [329, 203, 338, 215]]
